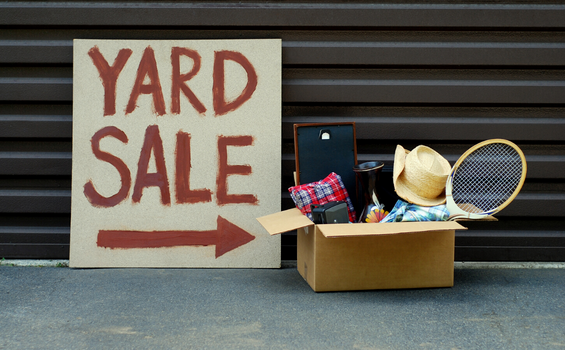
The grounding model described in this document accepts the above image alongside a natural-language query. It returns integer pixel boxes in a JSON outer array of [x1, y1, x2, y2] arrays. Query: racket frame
[[445, 139, 527, 220]]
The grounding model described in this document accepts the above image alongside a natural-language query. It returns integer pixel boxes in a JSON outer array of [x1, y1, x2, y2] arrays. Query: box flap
[[455, 215, 498, 222], [317, 221, 467, 238], [257, 208, 314, 236]]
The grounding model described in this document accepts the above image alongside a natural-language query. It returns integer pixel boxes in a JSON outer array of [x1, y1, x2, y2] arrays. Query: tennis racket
[[446, 139, 527, 220]]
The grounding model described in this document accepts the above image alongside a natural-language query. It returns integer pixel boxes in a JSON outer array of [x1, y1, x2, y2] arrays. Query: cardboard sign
[[70, 39, 281, 268]]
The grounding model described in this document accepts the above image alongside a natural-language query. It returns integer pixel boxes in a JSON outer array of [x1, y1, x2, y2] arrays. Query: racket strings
[[451, 143, 523, 213]]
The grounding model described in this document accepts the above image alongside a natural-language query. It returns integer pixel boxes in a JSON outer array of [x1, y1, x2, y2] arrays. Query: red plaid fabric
[[288, 172, 356, 222]]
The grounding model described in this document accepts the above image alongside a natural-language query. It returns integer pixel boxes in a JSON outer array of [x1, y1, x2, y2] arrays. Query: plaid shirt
[[289, 172, 356, 222], [380, 200, 449, 223]]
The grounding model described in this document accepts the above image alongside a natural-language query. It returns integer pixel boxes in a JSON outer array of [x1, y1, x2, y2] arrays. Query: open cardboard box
[[257, 208, 467, 292]]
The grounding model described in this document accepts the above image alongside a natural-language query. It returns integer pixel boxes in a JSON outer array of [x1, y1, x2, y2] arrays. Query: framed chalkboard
[[293, 123, 358, 208]]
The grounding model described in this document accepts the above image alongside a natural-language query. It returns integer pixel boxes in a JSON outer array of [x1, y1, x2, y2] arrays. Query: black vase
[[353, 161, 385, 223]]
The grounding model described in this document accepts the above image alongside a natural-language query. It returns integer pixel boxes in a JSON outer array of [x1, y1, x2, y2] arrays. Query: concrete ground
[[1, 262, 564, 350]]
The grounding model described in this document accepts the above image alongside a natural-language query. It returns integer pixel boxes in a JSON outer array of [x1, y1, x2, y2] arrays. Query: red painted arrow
[[97, 216, 255, 258]]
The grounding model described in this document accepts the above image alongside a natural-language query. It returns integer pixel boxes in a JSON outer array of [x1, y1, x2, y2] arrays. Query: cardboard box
[[257, 208, 467, 292]]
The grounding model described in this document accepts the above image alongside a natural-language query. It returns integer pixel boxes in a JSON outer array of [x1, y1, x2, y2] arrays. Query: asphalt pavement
[[1, 263, 564, 349]]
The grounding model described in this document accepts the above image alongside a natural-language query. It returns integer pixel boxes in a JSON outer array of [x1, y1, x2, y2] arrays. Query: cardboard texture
[[71, 39, 282, 268], [257, 209, 467, 292]]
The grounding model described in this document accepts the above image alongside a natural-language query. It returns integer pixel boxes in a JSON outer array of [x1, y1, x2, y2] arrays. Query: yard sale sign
[[70, 39, 281, 268]]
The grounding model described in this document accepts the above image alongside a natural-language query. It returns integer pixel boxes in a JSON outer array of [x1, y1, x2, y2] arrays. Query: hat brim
[[395, 177, 447, 206], [392, 145, 408, 185]]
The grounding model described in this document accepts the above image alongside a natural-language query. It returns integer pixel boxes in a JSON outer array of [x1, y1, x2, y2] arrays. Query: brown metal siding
[[0, 2, 564, 261]]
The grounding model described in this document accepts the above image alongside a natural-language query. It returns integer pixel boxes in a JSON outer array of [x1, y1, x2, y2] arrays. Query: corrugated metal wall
[[1, 2, 564, 261]]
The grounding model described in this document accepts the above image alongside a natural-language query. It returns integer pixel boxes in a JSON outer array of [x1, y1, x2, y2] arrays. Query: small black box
[[311, 201, 349, 224]]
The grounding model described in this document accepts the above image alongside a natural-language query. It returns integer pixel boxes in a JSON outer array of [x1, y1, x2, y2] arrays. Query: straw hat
[[393, 145, 451, 206]]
